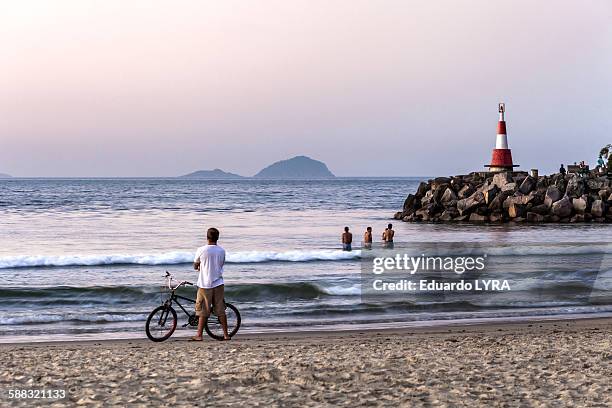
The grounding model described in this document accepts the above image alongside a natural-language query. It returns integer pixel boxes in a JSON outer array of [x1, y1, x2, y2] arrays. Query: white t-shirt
[[194, 245, 225, 289]]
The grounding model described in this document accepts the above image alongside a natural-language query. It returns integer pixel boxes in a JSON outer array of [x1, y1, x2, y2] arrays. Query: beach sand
[[1, 318, 611, 407]]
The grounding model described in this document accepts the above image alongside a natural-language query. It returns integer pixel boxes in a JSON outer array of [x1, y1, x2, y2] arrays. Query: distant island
[[179, 169, 245, 179], [180, 155, 335, 179], [0, 173, 12, 178], [254, 156, 335, 179]]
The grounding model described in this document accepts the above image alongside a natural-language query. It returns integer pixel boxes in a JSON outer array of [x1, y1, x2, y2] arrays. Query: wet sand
[[1, 317, 611, 407]]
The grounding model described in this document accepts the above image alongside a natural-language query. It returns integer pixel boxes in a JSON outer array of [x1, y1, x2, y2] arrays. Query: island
[[179, 169, 245, 179], [254, 156, 335, 179], [0, 173, 12, 178]]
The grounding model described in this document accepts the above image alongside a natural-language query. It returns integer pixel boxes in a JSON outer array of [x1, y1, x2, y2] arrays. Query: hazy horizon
[[2, 1, 611, 177]]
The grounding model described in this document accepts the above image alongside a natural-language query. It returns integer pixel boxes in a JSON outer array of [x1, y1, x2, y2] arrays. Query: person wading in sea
[[192, 227, 230, 341], [382, 223, 395, 249], [342, 227, 353, 251], [363, 227, 372, 250]]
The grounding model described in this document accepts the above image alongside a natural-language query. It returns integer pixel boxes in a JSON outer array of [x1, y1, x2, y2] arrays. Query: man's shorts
[[195, 285, 226, 318], [342, 243, 352, 251]]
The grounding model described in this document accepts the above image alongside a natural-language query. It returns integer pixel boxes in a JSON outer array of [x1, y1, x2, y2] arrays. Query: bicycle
[[145, 271, 241, 342]]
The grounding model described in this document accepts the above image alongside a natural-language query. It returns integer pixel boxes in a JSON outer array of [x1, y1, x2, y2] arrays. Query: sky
[[1, 0, 611, 177]]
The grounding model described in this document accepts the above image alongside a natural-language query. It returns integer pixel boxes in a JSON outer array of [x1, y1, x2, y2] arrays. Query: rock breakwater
[[395, 171, 612, 223]]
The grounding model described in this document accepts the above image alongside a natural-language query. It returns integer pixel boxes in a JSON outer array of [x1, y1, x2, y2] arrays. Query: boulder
[[570, 214, 585, 223], [403, 194, 417, 213], [475, 205, 490, 216], [432, 177, 451, 187], [535, 177, 550, 190], [518, 176, 536, 194], [457, 197, 480, 215], [508, 203, 527, 219], [572, 197, 587, 214], [587, 177, 607, 191], [440, 208, 459, 221], [440, 186, 457, 204], [544, 186, 562, 208], [421, 190, 435, 205], [526, 212, 545, 223], [565, 175, 584, 198], [489, 212, 504, 223], [433, 184, 450, 203], [492, 172, 513, 189], [598, 189, 611, 201], [551, 196, 573, 218], [469, 213, 488, 222], [416, 181, 429, 197], [501, 183, 517, 193], [482, 184, 499, 205], [591, 200, 605, 218], [458, 184, 476, 199], [503, 195, 532, 209], [530, 204, 550, 215]]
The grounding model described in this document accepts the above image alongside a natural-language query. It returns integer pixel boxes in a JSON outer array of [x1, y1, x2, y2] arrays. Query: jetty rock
[[394, 170, 612, 224]]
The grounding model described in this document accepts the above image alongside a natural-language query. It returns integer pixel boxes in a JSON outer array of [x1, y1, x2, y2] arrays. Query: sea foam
[[0, 249, 361, 269]]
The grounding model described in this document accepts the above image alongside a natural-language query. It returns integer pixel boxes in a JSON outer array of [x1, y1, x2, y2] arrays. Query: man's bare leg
[[219, 315, 230, 340], [191, 316, 205, 341]]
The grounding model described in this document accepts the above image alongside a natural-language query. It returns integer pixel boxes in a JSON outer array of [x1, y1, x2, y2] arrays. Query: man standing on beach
[[342, 227, 352, 251], [364, 227, 372, 249], [192, 227, 230, 341]]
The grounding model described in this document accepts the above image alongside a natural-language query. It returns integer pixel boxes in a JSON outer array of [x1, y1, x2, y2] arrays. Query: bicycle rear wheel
[[145, 305, 177, 342], [204, 302, 241, 341]]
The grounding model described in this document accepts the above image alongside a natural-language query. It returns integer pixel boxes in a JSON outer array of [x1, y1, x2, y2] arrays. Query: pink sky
[[1, 1, 611, 176]]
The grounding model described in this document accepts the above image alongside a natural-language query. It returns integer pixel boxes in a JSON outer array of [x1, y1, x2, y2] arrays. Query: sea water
[[0, 178, 610, 342]]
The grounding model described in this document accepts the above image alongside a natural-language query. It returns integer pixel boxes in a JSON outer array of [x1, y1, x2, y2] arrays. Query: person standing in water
[[383, 223, 395, 249], [342, 227, 353, 251], [363, 227, 372, 249]]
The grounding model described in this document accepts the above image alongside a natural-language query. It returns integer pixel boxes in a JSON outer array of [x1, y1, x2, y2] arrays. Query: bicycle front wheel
[[204, 302, 241, 341], [145, 305, 177, 342]]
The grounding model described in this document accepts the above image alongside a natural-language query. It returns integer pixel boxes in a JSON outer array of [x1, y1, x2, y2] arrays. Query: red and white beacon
[[485, 102, 519, 172]]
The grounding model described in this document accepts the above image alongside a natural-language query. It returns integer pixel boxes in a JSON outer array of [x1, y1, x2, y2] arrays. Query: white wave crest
[[0, 249, 361, 269], [0, 313, 147, 325], [319, 284, 361, 296]]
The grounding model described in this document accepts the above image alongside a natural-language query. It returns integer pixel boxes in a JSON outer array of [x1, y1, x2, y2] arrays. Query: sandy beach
[[1, 317, 610, 407]]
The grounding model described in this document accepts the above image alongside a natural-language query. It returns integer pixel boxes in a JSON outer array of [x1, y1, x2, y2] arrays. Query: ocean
[[1, 178, 611, 342]]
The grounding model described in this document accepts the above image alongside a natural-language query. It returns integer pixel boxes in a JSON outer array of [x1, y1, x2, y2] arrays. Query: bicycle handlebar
[[164, 271, 194, 291]]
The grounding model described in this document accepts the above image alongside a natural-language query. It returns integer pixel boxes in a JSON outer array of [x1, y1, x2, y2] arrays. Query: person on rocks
[[559, 164, 566, 176]]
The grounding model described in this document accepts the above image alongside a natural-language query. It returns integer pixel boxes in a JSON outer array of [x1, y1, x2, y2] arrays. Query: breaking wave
[[0, 249, 361, 269]]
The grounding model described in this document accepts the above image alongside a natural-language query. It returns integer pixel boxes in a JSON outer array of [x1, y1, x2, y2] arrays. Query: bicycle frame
[[158, 290, 197, 328], [166, 291, 195, 317]]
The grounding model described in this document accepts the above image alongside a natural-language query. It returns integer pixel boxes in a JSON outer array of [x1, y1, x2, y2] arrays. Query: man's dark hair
[[344, 226, 349, 232], [207, 227, 220, 242], [388, 223, 393, 229], [367, 227, 372, 231]]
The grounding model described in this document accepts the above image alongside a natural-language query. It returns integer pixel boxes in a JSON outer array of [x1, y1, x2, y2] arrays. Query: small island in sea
[[179, 169, 245, 179], [0, 173, 12, 178], [180, 155, 335, 179], [254, 155, 335, 179]]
